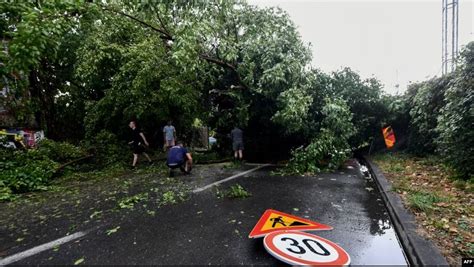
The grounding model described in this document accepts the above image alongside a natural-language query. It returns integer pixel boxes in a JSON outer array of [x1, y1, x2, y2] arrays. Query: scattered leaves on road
[[74, 257, 84, 265], [106, 226, 120, 236], [90, 210, 103, 219]]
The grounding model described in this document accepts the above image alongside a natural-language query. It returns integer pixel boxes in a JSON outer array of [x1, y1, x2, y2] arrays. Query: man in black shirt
[[230, 126, 244, 161], [128, 121, 152, 169]]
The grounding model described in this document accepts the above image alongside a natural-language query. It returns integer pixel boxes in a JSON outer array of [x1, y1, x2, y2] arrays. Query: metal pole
[[442, 0, 444, 74], [451, 0, 455, 72], [445, 1, 448, 74], [456, 0, 459, 62], [442, 0, 447, 74]]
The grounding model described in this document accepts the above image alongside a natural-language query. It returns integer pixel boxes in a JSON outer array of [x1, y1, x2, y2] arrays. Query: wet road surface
[[4, 160, 408, 265]]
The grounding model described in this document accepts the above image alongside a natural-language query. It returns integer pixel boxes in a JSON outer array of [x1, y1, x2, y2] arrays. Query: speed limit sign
[[263, 230, 350, 266]]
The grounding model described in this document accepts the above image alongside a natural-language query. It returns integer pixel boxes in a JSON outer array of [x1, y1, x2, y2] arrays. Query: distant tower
[[442, 0, 459, 74]]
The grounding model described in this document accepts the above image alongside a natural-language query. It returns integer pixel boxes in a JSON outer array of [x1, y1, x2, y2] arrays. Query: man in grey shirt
[[230, 126, 244, 161], [163, 121, 176, 150]]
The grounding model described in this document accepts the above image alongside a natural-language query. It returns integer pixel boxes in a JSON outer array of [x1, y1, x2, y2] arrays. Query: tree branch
[[199, 54, 248, 90], [101, 5, 173, 41], [156, 14, 171, 37], [101, 4, 248, 90]]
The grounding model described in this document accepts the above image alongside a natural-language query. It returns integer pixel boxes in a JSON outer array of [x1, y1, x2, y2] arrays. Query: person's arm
[[163, 127, 166, 143], [173, 126, 176, 140], [140, 132, 149, 147]]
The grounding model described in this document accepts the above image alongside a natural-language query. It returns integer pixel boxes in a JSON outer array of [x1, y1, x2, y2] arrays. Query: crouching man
[[166, 141, 192, 177]]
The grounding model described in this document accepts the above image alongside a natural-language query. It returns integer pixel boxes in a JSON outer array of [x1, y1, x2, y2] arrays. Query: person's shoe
[[169, 169, 174, 177], [131, 165, 136, 170]]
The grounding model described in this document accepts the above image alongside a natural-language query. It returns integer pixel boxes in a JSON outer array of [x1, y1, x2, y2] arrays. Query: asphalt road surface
[[2, 160, 408, 265]]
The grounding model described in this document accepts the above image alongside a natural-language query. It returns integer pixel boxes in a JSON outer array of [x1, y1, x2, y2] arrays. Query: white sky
[[247, 0, 474, 94]]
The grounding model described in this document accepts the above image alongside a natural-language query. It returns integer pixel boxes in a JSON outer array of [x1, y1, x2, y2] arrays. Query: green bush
[[0, 185, 14, 201], [0, 139, 89, 200], [436, 42, 474, 180], [0, 149, 59, 194], [37, 139, 88, 163], [406, 77, 450, 154]]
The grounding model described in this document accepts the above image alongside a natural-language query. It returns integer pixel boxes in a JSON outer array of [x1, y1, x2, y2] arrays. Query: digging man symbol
[[270, 216, 287, 228]]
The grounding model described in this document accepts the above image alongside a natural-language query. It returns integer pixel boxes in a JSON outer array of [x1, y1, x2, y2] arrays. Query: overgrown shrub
[[37, 139, 88, 163], [388, 42, 474, 180], [406, 77, 450, 154], [436, 42, 474, 180], [0, 148, 59, 197], [0, 139, 90, 200]]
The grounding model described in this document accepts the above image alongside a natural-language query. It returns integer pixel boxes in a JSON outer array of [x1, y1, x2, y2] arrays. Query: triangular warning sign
[[248, 209, 333, 238]]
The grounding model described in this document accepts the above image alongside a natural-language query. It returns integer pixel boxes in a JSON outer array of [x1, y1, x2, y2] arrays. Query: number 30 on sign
[[263, 231, 350, 266]]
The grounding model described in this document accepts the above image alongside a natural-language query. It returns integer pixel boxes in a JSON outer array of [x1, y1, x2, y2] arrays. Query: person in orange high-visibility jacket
[[382, 125, 396, 149]]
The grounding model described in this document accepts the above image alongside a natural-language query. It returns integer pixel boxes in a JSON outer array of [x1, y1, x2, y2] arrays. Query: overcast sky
[[247, 0, 474, 94]]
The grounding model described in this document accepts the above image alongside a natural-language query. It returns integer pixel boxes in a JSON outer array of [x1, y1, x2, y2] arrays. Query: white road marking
[[0, 230, 90, 265], [192, 164, 270, 193]]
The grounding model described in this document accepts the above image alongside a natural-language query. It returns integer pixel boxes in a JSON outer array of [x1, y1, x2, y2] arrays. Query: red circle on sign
[[263, 230, 350, 266]]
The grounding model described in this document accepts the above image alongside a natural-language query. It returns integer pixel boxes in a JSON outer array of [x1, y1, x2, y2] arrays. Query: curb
[[359, 156, 449, 266]]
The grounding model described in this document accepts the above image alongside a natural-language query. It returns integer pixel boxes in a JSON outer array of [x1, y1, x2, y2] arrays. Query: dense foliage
[[391, 42, 473, 180], [436, 43, 473, 179], [2, 1, 470, 186], [0, 1, 395, 178], [0, 139, 87, 200], [285, 98, 355, 174]]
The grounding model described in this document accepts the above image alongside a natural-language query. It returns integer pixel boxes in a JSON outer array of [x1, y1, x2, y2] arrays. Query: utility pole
[[442, 0, 459, 75]]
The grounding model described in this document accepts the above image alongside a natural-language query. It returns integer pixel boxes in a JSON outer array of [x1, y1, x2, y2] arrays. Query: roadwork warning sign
[[248, 209, 333, 238]]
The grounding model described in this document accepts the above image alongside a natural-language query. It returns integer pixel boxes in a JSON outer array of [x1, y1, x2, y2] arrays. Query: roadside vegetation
[[373, 153, 473, 265], [1, 1, 395, 200], [383, 42, 473, 181], [0, 0, 472, 238], [370, 42, 473, 265]]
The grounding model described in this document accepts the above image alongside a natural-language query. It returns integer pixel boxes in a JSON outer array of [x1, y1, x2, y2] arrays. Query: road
[[1, 159, 408, 265]]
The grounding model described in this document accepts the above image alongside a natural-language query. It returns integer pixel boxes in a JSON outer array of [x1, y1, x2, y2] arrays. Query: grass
[[373, 152, 473, 265], [406, 191, 444, 212]]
